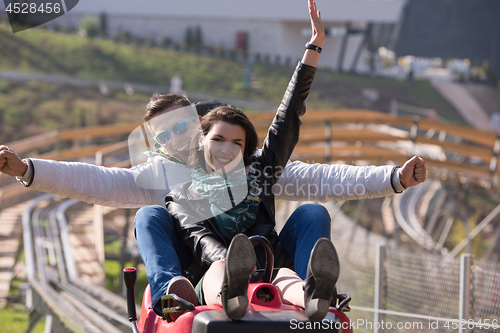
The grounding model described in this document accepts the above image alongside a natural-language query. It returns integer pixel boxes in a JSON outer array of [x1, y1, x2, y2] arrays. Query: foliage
[[104, 259, 149, 305], [78, 15, 101, 39], [185, 27, 193, 46], [99, 12, 108, 36], [194, 26, 203, 48], [0, 305, 45, 333], [482, 60, 499, 88]]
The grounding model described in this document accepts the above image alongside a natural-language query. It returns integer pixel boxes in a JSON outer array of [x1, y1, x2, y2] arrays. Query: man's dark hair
[[194, 101, 228, 117], [143, 93, 191, 122]]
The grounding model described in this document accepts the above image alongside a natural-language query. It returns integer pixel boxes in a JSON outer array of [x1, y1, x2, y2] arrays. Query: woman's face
[[202, 121, 246, 172]]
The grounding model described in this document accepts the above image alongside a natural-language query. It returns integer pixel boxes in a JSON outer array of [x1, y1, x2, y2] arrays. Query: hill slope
[[0, 24, 465, 143]]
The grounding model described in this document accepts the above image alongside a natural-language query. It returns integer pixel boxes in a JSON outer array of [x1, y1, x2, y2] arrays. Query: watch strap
[[305, 42, 322, 54]]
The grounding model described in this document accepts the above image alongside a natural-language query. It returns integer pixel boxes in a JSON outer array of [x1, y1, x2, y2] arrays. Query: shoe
[[163, 276, 198, 321], [221, 234, 256, 321], [304, 238, 340, 322]]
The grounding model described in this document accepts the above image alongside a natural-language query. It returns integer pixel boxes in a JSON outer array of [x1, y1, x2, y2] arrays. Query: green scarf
[[191, 163, 262, 241]]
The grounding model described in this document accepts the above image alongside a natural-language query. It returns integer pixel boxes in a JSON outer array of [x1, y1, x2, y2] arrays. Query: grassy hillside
[[0, 24, 278, 101], [0, 80, 149, 143], [0, 24, 465, 144]]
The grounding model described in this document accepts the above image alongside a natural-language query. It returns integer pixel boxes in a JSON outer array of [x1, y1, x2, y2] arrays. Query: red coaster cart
[[123, 236, 352, 333]]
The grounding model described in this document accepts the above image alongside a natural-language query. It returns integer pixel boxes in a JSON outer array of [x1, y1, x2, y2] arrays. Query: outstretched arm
[[301, 0, 325, 68], [0, 145, 167, 208], [275, 156, 427, 202], [0, 146, 28, 177]]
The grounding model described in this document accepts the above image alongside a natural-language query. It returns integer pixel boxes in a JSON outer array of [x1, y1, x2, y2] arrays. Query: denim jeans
[[278, 204, 331, 280], [134, 203, 331, 307], [134, 205, 193, 307]]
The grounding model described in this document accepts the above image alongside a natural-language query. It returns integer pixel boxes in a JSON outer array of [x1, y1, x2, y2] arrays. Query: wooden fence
[[2, 108, 499, 209]]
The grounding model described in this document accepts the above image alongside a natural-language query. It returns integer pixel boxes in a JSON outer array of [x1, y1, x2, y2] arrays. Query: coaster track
[[23, 195, 134, 333]]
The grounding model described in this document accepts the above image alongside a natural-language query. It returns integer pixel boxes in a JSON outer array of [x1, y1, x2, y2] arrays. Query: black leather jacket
[[165, 62, 316, 279]]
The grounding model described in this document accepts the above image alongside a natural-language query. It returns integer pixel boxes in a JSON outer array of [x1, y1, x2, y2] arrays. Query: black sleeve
[[258, 62, 317, 183]]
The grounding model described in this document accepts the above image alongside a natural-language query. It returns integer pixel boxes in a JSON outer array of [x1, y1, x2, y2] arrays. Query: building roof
[[30, 0, 405, 22]]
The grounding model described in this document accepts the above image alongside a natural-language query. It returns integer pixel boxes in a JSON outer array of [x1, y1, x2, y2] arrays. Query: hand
[[399, 156, 426, 188], [0, 146, 28, 177], [308, 0, 325, 47], [302, 0, 325, 67]]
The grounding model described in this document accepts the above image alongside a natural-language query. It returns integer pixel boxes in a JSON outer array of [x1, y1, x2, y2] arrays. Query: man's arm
[[275, 161, 395, 202], [276, 156, 427, 202], [21, 158, 165, 208]]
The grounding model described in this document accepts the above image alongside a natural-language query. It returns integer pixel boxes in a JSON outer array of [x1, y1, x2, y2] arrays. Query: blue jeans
[[134, 205, 193, 307], [134, 203, 331, 306], [278, 204, 331, 280]]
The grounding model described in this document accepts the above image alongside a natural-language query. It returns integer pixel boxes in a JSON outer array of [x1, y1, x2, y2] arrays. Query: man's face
[[149, 105, 200, 163]]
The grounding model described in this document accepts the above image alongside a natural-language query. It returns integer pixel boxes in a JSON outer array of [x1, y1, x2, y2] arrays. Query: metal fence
[[335, 241, 500, 333]]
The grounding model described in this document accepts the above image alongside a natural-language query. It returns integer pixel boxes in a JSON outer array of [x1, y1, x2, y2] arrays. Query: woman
[[165, 100, 340, 321], [165, 106, 337, 320], [163, 0, 339, 321]]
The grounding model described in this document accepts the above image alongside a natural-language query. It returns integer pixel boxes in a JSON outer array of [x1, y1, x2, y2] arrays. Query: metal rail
[[23, 196, 133, 333], [392, 182, 435, 250]]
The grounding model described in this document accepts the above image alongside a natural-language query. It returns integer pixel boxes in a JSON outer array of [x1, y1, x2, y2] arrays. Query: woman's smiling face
[[202, 121, 246, 172]]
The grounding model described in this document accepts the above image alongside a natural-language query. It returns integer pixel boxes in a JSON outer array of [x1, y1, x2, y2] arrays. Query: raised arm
[[257, 0, 323, 176], [302, 0, 325, 68]]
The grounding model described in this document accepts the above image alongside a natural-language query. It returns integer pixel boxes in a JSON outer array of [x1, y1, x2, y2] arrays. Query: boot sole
[[225, 234, 256, 320], [306, 238, 340, 320]]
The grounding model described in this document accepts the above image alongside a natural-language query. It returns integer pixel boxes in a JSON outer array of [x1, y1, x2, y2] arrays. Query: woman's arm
[[301, 0, 325, 68], [257, 0, 323, 179], [165, 186, 228, 265]]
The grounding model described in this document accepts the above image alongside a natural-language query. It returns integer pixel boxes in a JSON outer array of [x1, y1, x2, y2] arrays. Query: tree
[[79, 15, 101, 39]]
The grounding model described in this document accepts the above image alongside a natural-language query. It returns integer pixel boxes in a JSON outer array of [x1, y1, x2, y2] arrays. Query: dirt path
[[431, 80, 491, 130], [464, 83, 500, 117]]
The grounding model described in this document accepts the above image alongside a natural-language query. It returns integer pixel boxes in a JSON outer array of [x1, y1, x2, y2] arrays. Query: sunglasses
[[153, 116, 196, 145]]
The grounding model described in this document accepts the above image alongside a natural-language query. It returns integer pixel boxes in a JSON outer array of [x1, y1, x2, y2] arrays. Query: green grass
[[104, 240, 148, 305], [0, 24, 278, 102], [104, 259, 149, 305], [0, 305, 45, 333]]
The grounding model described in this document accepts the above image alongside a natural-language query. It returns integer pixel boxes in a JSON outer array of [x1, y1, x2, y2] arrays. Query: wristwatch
[[305, 42, 322, 54]]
